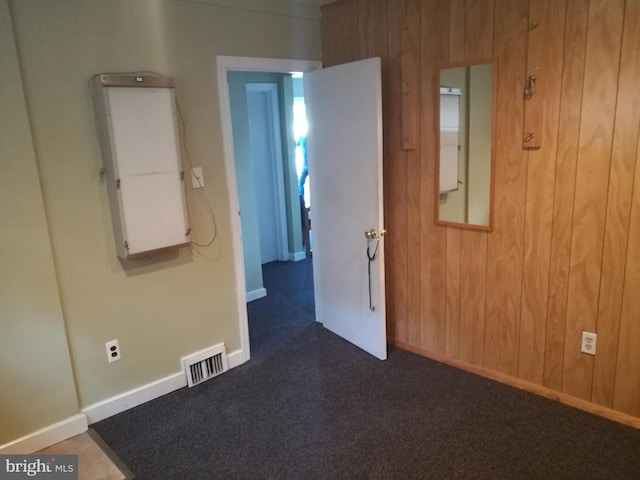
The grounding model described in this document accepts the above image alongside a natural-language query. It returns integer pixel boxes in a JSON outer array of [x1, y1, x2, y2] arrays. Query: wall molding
[[394, 341, 640, 429], [246, 287, 267, 303], [289, 251, 307, 262], [83, 348, 247, 424], [0, 414, 88, 455]]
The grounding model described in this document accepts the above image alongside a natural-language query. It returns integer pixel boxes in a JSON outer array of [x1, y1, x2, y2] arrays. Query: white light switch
[[191, 167, 204, 189]]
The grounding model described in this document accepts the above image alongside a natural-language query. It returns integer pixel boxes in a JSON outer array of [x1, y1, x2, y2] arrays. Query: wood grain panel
[[522, 0, 546, 149], [444, 0, 465, 359], [543, 0, 588, 392], [458, 231, 487, 364], [449, 0, 465, 64], [386, 0, 408, 345], [405, 0, 422, 346], [321, 0, 640, 426], [464, 0, 494, 63], [358, 0, 376, 59], [454, 0, 493, 369], [401, 1, 420, 150], [445, 228, 461, 357], [596, 0, 640, 409], [420, 0, 448, 354], [614, 138, 640, 417], [518, 0, 566, 385], [320, 1, 359, 67], [483, 0, 528, 376], [562, 0, 624, 401]]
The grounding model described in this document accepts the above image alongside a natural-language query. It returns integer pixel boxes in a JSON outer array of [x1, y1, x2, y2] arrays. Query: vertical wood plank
[[457, 0, 493, 369], [320, 1, 360, 67], [522, 0, 546, 148], [405, 0, 422, 346], [358, 0, 376, 59], [387, 0, 409, 345], [445, 0, 464, 359], [446, 227, 461, 357], [562, 0, 624, 401], [459, 231, 487, 365], [464, 0, 494, 63], [483, 0, 528, 376], [594, 0, 640, 409], [518, 0, 566, 385], [401, 1, 420, 150], [420, 0, 449, 354], [614, 138, 640, 417], [449, 0, 465, 64], [543, 0, 588, 392]]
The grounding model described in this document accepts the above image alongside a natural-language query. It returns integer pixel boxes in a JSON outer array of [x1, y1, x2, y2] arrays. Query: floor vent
[[182, 343, 228, 388]]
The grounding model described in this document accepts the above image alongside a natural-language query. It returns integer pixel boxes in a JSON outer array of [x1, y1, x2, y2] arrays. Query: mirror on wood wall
[[437, 62, 495, 230]]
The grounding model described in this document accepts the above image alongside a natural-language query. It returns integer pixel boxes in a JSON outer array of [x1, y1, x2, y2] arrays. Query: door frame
[[246, 83, 288, 262], [216, 56, 322, 364]]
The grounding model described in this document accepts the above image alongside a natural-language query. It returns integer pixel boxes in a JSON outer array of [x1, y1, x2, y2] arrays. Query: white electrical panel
[[91, 74, 190, 259]]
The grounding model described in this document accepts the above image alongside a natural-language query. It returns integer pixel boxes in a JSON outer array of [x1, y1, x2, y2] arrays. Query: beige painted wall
[[0, 0, 79, 445], [3, 0, 320, 443]]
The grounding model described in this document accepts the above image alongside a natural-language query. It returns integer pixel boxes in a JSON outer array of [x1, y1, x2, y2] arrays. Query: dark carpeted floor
[[94, 258, 640, 479]]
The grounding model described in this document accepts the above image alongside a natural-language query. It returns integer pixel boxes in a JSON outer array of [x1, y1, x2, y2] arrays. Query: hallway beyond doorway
[[247, 258, 315, 347]]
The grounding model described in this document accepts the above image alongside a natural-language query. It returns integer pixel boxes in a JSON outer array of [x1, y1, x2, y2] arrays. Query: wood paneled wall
[[321, 0, 640, 425]]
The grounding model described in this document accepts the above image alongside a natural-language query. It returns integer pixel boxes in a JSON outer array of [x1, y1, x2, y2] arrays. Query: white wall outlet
[[191, 167, 204, 189], [581, 331, 597, 355], [105, 339, 121, 363]]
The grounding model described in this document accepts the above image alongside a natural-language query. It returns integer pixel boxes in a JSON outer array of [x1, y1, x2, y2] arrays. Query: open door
[[304, 58, 386, 360]]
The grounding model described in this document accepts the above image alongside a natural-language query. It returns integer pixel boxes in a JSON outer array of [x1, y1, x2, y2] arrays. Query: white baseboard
[[246, 287, 267, 302], [83, 372, 186, 424], [289, 251, 307, 262], [0, 414, 88, 455], [227, 348, 248, 369], [83, 348, 247, 424]]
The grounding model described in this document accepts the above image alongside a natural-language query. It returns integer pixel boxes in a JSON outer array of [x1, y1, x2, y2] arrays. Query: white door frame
[[216, 56, 322, 364], [246, 83, 288, 262]]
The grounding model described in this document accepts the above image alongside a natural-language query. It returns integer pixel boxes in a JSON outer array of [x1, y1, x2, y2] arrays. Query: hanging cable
[[366, 236, 380, 311], [175, 99, 219, 248]]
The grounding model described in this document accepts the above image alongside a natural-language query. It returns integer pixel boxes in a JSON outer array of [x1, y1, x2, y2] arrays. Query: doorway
[[217, 56, 322, 364]]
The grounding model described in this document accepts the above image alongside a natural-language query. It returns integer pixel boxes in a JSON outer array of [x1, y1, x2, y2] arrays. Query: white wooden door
[[304, 58, 387, 360]]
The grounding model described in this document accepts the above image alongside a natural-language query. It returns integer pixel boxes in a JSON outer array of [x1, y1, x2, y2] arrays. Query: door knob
[[364, 228, 386, 239]]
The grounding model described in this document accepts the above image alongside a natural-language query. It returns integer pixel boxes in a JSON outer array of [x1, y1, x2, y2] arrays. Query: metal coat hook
[[525, 75, 536, 100]]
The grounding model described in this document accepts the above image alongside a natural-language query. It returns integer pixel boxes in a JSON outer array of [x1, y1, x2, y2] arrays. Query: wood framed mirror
[[436, 61, 496, 230]]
